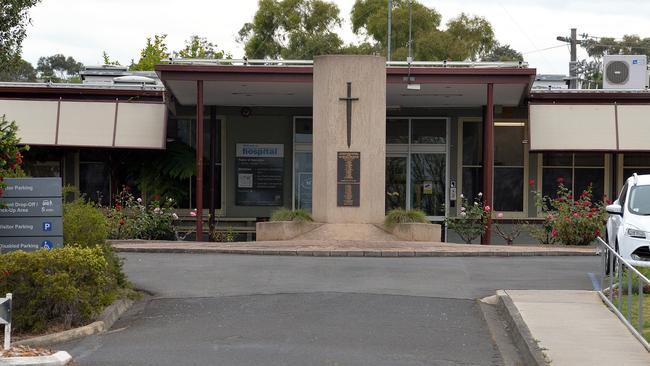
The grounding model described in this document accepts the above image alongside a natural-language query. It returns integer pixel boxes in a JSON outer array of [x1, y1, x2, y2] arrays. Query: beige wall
[[529, 104, 617, 151], [0, 99, 58, 145], [0, 99, 165, 149], [312, 55, 386, 224]]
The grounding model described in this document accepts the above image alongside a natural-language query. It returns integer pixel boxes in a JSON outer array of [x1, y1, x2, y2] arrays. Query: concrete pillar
[[312, 55, 386, 224]]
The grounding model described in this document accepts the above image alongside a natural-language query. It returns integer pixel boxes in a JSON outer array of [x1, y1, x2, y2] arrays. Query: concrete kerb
[[0, 351, 72, 366], [113, 245, 597, 258], [495, 290, 550, 366], [13, 298, 134, 348]]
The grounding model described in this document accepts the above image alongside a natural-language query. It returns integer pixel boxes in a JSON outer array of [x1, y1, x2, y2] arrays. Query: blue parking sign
[[43, 221, 52, 231]]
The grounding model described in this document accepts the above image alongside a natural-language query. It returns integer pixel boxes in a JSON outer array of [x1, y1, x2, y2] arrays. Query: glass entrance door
[[411, 153, 446, 218], [386, 117, 449, 221], [386, 155, 407, 211]]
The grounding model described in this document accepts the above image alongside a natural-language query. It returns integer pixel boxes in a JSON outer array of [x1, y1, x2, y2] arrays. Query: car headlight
[[626, 228, 647, 239]]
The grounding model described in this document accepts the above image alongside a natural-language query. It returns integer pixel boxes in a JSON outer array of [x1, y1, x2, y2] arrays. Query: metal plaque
[[0, 236, 63, 252], [0, 297, 11, 325], [337, 152, 360, 207], [0, 217, 63, 237], [2, 178, 62, 198], [0, 197, 62, 217]]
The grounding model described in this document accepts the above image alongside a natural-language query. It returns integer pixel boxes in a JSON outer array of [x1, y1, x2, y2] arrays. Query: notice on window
[[423, 181, 433, 195], [235, 144, 284, 206]]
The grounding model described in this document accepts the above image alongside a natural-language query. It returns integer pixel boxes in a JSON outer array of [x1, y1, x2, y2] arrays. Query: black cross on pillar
[[339, 82, 359, 148]]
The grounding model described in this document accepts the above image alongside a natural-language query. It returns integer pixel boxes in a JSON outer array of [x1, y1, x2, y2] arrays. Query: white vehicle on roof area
[[606, 173, 650, 268]]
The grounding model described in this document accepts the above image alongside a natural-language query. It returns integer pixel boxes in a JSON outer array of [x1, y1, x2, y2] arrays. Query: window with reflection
[[623, 153, 650, 180], [494, 123, 525, 212], [461, 122, 483, 201], [542, 153, 606, 201]]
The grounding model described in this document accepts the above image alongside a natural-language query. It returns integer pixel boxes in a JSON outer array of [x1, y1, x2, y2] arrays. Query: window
[[79, 150, 110, 205], [293, 117, 313, 212], [623, 153, 650, 181], [541, 153, 607, 201], [494, 123, 526, 212], [460, 120, 527, 214], [461, 121, 483, 202]]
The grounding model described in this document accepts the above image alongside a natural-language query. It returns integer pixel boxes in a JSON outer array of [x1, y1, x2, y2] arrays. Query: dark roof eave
[[0, 85, 164, 100], [529, 91, 650, 103]]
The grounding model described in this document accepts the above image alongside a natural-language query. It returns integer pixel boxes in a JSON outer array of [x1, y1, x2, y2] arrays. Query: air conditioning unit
[[603, 55, 648, 89]]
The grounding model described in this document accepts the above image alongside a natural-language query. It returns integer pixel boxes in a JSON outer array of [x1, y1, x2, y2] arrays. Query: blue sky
[[20, 0, 650, 74]]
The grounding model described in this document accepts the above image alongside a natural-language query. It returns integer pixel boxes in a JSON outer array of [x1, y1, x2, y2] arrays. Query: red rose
[[557, 176, 565, 185], [552, 228, 558, 237], [588, 213, 593, 218], [581, 191, 589, 197], [153, 194, 161, 201], [119, 218, 126, 225], [595, 229, 601, 237], [568, 194, 573, 200], [583, 201, 590, 206], [573, 212, 579, 218], [529, 179, 535, 188], [591, 207, 598, 213]]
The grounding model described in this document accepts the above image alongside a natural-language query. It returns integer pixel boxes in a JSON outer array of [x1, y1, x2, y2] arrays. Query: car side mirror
[[606, 204, 622, 216]]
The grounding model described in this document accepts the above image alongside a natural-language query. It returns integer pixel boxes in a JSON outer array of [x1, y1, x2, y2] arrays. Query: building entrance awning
[[156, 60, 536, 108], [529, 90, 650, 152]]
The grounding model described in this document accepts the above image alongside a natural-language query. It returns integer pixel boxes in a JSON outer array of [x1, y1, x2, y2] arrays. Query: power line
[[522, 44, 566, 55]]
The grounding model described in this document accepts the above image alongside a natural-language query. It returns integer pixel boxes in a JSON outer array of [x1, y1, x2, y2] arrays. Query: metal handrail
[[167, 58, 529, 69], [596, 237, 650, 351]]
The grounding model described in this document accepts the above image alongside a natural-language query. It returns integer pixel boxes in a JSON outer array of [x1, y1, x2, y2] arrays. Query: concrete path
[[111, 239, 596, 257], [506, 290, 650, 365]]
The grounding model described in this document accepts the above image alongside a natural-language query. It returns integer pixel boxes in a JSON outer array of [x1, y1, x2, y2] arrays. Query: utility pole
[[557, 28, 581, 89], [387, 0, 392, 62]]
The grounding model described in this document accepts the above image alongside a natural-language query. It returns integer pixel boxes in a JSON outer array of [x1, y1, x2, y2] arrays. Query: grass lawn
[[613, 293, 650, 342]]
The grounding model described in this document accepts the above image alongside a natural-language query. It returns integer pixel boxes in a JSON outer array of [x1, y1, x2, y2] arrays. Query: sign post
[[0, 293, 11, 350], [0, 178, 63, 253]]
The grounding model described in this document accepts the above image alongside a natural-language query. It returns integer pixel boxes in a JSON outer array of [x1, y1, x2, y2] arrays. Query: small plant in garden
[[493, 212, 527, 245], [528, 179, 558, 245], [106, 188, 179, 240], [270, 208, 314, 222], [445, 193, 490, 244], [384, 209, 429, 228]]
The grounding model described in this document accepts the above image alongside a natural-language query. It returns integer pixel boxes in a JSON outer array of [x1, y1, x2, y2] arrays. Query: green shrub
[[63, 197, 108, 247], [0, 246, 120, 333], [384, 209, 429, 228], [63, 193, 128, 287], [270, 208, 314, 222]]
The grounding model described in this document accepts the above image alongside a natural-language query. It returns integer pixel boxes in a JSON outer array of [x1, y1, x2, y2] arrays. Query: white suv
[[606, 174, 650, 267]]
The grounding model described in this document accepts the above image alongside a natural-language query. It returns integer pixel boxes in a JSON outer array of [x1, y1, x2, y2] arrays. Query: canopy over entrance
[[156, 59, 536, 243]]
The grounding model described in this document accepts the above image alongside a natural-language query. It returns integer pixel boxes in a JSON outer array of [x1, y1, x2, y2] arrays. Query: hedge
[[0, 246, 121, 333]]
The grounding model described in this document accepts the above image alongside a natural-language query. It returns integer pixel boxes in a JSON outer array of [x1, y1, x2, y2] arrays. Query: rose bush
[[106, 188, 179, 240], [530, 178, 607, 246], [446, 193, 490, 244], [0, 115, 29, 199]]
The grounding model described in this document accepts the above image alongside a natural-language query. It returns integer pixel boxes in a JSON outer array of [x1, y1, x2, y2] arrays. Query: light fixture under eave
[[406, 83, 421, 90]]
